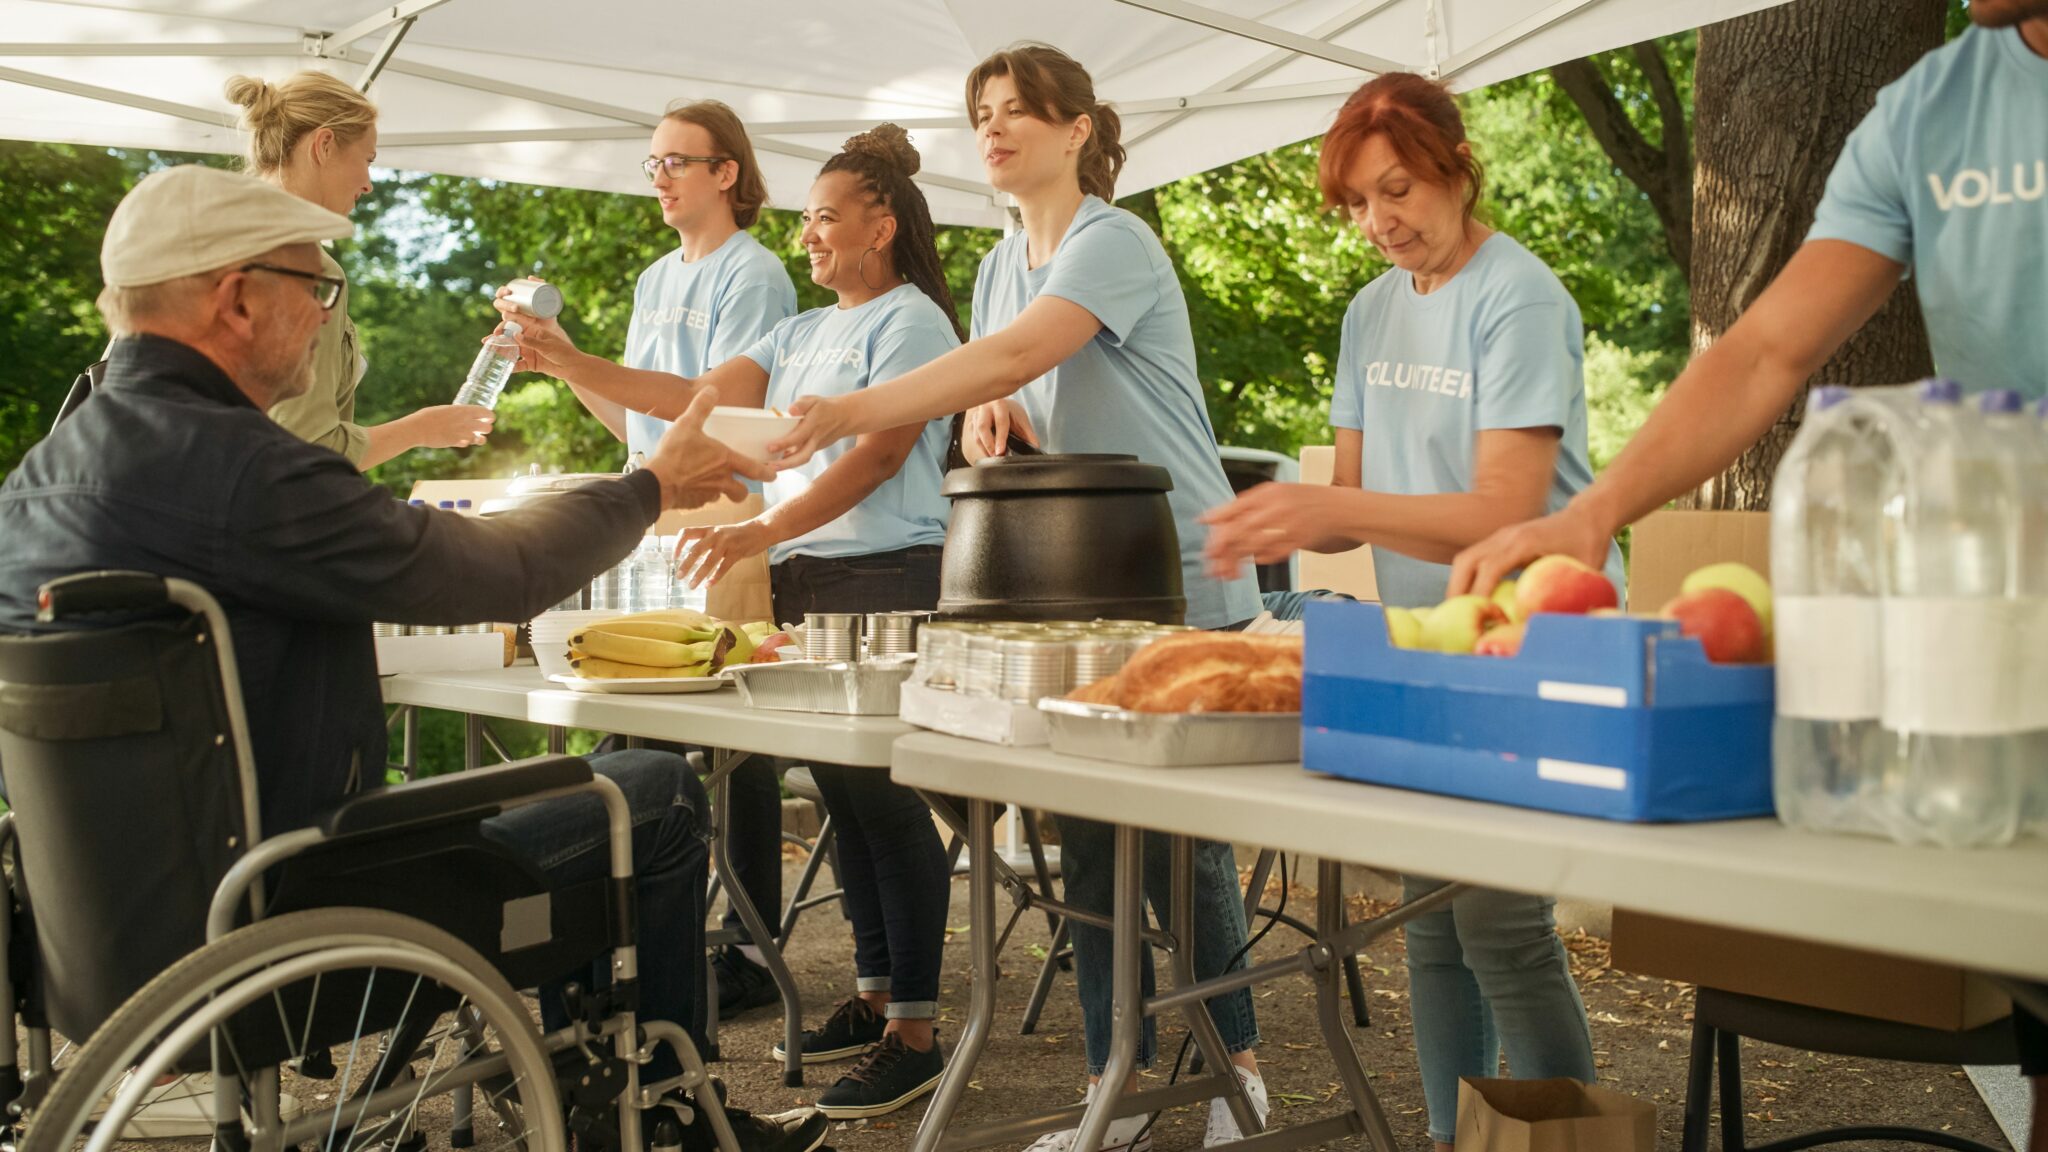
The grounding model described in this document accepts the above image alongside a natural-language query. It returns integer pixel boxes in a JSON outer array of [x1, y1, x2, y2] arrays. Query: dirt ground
[[706, 857, 2012, 1152]]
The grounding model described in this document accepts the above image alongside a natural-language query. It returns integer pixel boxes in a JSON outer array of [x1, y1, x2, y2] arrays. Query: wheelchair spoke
[[326, 966, 378, 1152]]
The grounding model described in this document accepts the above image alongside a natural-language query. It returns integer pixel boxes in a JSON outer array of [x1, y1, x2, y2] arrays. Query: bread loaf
[[1067, 632, 1301, 713]]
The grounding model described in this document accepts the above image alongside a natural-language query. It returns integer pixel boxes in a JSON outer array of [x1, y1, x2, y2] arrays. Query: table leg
[[704, 748, 804, 1087], [1071, 823, 1145, 1152], [547, 726, 566, 755], [401, 705, 418, 779], [464, 713, 481, 772], [1171, 835, 1260, 1137], [1315, 859, 1399, 1152], [913, 798, 1000, 1152]]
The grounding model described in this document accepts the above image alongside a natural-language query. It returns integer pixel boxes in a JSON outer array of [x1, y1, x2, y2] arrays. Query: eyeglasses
[[641, 154, 730, 182], [240, 263, 344, 310]]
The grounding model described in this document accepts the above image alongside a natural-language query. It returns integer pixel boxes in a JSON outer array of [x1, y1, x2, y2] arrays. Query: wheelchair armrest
[[319, 755, 595, 838], [37, 571, 169, 622]]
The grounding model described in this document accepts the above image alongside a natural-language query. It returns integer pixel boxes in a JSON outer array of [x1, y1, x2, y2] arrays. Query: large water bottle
[[454, 321, 523, 409], [1879, 379, 2025, 849], [1771, 386, 1889, 834], [1985, 391, 2048, 837]]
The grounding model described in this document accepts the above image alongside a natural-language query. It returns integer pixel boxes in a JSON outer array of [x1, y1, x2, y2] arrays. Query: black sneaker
[[671, 1097, 829, 1152], [814, 1033, 946, 1120], [711, 946, 780, 1018], [770, 996, 886, 1064]]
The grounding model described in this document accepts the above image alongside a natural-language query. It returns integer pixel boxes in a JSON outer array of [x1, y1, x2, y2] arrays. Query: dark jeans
[[771, 545, 950, 1017], [481, 748, 709, 1080]]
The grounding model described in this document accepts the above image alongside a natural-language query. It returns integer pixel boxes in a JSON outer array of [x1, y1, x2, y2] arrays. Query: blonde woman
[[227, 71, 493, 468]]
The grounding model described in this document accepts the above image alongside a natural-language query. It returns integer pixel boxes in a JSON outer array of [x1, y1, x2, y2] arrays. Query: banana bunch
[[567, 610, 779, 679]]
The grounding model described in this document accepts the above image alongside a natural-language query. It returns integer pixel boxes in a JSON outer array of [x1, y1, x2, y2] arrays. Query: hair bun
[[842, 123, 920, 177], [223, 75, 277, 118]]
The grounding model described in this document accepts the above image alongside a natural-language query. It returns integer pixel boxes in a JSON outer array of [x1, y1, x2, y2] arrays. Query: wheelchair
[[0, 571, 741, 1152]]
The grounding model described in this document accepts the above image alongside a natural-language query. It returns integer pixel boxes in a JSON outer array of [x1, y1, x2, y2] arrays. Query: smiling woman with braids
[[525, 123, 964, 1119]]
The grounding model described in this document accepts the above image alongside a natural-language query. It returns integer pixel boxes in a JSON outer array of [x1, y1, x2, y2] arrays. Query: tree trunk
[[1681, 0, 1943, 511]]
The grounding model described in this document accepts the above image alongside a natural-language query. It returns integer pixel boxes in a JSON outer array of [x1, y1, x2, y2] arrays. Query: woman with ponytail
[[535, 125, 962, 1120], [766, 45, 1266, 1151], [226, 71, 495, 468]]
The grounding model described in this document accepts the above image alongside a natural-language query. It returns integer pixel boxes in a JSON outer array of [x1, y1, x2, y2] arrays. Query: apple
[[1661, 587, 1767, 664], [753, 632, 800, 663], [1681, 562, 1772, 635], [1515, 555, 1619, 618], [1474, 621, 1527, 658], [1384, 607, 1424, 650], [1491, 578, 1521, 623], [1421, 595, 1509, 654]]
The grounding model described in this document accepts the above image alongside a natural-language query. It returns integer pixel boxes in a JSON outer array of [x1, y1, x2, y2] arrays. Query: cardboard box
[[1611, 909, 2012, 1032], [1454, 1078, 1655, 1152], [1302, 600, 1774, 821], [1296, 446, 1378, 602], [1626, 510, 1770, 610]]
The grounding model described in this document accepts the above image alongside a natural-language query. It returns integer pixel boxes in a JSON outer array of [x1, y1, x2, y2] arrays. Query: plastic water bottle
[[663, 536, 710, 613], [454, 321, 522, 409], [1985, 391, 2048, 837], [1771, 386, 1889, 834], [620, 536, 671, 613], [1879, 379, 2024, 849]]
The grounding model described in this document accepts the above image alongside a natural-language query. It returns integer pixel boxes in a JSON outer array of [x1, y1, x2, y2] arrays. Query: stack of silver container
[[913, 620, 1195, 702]]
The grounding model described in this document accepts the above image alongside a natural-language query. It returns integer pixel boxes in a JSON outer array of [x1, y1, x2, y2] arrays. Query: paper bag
[[654, 494, 773, 624], [1454, 1078, 1655, 1152]]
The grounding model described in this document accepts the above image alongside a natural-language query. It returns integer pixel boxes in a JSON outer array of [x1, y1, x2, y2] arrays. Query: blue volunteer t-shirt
[[743, 284, 957, 565], [623, 230, 797, 458], [972, 196, 1262, 630], [1329, 232, 1625, 610], [1808, 24, 2048, 399]]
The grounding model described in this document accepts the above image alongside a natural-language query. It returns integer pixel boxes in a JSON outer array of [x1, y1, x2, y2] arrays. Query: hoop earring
[[858, 247, 882, 292]]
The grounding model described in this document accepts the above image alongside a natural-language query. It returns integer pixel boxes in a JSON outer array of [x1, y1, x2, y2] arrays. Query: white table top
[[382, 666, 912, 767], [891, 732, 2048, 983]]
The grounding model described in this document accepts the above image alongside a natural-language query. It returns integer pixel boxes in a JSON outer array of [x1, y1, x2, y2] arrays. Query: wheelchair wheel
[[24, 907, 564, 1152]]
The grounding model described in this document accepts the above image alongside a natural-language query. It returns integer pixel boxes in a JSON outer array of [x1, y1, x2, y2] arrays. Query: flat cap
[[101, 165, 353, 289]]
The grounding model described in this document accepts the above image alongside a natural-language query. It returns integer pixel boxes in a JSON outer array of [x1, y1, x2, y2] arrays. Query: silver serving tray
[[1036, 698, 1302, 766], [728, 658, 915, 716]]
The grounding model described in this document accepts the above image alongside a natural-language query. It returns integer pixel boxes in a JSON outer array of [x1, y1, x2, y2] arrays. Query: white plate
[[547, 673, 729, 695], [703, 406, 801, 463]]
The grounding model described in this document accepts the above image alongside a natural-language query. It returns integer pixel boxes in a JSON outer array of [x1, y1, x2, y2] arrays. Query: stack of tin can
[[913, 620, 1195, 702]]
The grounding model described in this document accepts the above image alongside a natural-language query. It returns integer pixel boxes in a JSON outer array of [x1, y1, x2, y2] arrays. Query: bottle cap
[[500, 320, 522, 340], [456, 498, 474, 509], [438, 500, 455, 509], [1811, 385, 1851, 411], [1917, 378, 1961, 406], [408, 498, 425, 506], [1976, 389, 2022, 415]]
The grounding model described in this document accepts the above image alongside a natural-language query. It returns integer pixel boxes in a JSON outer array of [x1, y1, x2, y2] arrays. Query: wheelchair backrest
[[0, 611, 248, 1040]]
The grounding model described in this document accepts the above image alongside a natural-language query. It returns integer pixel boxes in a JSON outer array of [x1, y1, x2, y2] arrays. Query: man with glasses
[[0, 165, 829, 1152], [494, 99, 800, 1025]]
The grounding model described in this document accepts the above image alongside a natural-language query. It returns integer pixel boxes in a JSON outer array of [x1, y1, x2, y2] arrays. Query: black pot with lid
[[937, 453, 1185, 624]]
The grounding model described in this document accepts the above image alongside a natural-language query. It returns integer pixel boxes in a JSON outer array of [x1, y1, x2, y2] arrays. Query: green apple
[[1384, 607, 1424, 649], [1680, 562, 1772, 635], [1421, 595, 1509, 654], [1491, 578, 1520, 623]]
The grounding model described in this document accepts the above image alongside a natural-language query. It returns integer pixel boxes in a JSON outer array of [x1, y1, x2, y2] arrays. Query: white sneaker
[[1022, 1082, 1154, 1152], [88, 1071, 303, 1139], [1204, 1069, 1270, 1147]]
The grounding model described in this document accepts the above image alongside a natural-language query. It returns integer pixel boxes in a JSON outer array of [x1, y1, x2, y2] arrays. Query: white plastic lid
[[500, 320, 523, 339]]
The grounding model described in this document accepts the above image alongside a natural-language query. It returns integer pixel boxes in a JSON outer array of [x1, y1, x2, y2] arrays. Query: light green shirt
[[268, 248, 369, 465]]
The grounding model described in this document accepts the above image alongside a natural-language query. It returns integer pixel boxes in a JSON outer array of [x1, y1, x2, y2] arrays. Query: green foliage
[[1583, 334, 1674, 472]]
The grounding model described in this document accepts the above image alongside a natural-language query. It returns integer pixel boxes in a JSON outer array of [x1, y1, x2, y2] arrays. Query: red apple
[[753, 633, 799, 663], [1474, 621, 1527, 658], [1514, 555, 1619, 618], [1661, 588, 1767, 664]]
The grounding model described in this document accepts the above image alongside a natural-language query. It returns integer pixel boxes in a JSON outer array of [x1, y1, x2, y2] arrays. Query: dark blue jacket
[[0, 335, 660, 834]]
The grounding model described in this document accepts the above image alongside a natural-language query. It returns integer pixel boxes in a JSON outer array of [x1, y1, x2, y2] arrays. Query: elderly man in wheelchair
[[0, 166, 830, 1152]]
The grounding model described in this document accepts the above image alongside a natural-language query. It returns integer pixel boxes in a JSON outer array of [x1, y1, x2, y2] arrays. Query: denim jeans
[[771, 545, 950, 1018], [480, 749, 710, 1081], [1055, 819, 1261, 1074], [1401, 876, 1596, 1143]]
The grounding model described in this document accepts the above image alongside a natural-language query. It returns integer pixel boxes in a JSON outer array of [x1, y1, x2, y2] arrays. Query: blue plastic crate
[[1302, 600, 1774, 822]]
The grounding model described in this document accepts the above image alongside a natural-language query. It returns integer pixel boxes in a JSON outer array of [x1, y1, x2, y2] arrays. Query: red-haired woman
[[1201, 73, 1609, 1152]]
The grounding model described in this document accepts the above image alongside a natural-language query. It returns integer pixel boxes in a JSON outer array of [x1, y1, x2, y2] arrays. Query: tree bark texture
[[1682, 0, 1943, 511]]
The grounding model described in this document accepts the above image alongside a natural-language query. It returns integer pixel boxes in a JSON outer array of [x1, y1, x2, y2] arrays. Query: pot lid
[[940, 452, 1174, 497]]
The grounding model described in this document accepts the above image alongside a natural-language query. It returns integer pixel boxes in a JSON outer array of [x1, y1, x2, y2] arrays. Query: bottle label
[[1881, 598, 2043, 735], [1776, 596, 1881, 721]]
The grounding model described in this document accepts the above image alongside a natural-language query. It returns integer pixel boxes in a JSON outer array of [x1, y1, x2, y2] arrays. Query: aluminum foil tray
[[729, 658, 915, 715], [1036, 698, 1302, 766]]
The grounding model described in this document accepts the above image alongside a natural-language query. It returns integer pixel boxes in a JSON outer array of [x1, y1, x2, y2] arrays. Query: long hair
[[224, 70, 377, 176], [663, 99, 770, 229], [965, 44, 1125, 202], [821, 124, 965, 342]]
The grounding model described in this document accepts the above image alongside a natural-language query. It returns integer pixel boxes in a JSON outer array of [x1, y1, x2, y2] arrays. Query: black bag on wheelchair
[[0, 578, 613, 1069]]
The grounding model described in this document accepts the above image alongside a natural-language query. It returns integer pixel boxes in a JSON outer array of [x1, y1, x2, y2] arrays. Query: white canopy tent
[[2, 0, 1788, 228]]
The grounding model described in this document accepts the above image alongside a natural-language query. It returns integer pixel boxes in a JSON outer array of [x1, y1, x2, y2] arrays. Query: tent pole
[[1109, 0, 1404, 73], [355, 17, 415, 93]]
